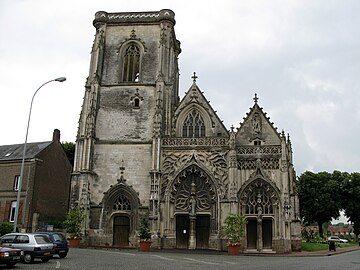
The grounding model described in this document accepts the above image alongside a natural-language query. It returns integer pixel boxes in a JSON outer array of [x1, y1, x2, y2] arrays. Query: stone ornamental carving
[[174, 166, 214, 211], [240, 179, 279, 215], [237, 145, 282, 156], [161, 151, 228, 199], [162, 137, 227, 147]]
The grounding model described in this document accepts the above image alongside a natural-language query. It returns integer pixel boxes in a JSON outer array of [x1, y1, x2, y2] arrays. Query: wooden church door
[[113, 216, 130, 246]]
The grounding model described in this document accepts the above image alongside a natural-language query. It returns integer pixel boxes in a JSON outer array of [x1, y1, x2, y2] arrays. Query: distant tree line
[[297, 171, 360, 241], [62, 142, 75, 167]]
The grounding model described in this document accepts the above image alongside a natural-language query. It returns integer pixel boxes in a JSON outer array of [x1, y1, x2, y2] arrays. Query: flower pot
[[227, 243, 240, 255], [69, 238, 81, 248], [139, 240, 152, 252]]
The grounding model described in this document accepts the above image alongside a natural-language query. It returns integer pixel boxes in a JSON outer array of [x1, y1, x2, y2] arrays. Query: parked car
[[327, 236, 349, 243], [36, 232, 69, 258], [0, 233, 53, 264], [0, 245, 23, 267]]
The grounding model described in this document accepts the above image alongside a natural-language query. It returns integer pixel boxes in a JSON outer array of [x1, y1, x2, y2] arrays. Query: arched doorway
[[173, 165, 216, 249], [101, 178, 140, 247], [240, 178, 279, 251]]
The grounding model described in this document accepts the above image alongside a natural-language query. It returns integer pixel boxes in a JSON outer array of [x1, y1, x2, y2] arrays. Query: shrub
[[63, 209, 85, 239], [223, 213, 247, 244], [139, 217, 152, 241], [0, 222, 13, 236]]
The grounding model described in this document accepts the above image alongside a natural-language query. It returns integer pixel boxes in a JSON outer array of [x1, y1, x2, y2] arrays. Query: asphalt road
[[2, 248, 360, 270]]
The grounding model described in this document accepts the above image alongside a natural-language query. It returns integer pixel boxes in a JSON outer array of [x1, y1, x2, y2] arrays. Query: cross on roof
[[253, 93, 259, 103], [192, 72, 198, 83]]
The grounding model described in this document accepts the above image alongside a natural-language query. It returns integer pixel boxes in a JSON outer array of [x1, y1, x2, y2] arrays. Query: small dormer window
[[254, 140, 261, 146]]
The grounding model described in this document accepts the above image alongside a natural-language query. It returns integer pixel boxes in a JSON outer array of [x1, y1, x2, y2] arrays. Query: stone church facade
[[70, 9, 301, 253]]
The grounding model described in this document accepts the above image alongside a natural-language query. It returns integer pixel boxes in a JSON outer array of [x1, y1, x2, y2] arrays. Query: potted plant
[[63, 209, 84, 248], [223, 213, 247, 255], [138, 216, 152, 251]]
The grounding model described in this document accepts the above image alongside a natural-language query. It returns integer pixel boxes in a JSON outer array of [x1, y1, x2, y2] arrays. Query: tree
[[62, 141, 75, 167], [297, 171, 343, 238], [341, 172, 360, 242]]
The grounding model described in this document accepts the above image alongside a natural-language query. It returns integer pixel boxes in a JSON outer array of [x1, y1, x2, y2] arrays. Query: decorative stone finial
[[118, 160, 126, 183]]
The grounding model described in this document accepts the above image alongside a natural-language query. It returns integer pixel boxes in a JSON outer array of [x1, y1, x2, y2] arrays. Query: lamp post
[[13, 77, 66, 232]]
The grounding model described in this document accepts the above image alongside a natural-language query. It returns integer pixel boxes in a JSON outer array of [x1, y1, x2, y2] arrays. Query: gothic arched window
[[113, 194, 131, 211], [182, 109, 206, 137], [122, 44, 140, 82], [243, 180, 277, 215]]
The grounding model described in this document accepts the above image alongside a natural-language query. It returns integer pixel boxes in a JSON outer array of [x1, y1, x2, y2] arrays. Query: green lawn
[[301, 241, 329, 251], [301, 241, 357, 251]]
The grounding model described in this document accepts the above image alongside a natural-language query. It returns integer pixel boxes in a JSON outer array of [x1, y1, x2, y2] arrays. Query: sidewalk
[[87, 244, 360, 257]]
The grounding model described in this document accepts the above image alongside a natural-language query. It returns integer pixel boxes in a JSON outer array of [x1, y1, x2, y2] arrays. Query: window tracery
[[113, 194, 131, 211], [182, 109, 205, 137], [243, 180, 277, 215], [122, 44, 140, 82]]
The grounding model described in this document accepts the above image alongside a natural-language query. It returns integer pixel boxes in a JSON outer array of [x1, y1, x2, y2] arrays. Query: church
[[70, 9, 301, 253]]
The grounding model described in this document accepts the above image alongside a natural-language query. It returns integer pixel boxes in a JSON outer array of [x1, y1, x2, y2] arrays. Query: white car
[[327, 236, 349, 243], [0, 233, 53, 263]]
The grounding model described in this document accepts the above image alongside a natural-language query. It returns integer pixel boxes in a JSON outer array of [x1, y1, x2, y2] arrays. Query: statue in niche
[[189, 196, 196, 216], [257, 206, 263, 223], [252, 112, 262, 134]]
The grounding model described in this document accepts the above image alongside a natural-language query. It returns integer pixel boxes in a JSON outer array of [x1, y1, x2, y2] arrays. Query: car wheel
[[23, 253, 34, 264], [59, 252, 68, 258], [41, 257, 51, 262]]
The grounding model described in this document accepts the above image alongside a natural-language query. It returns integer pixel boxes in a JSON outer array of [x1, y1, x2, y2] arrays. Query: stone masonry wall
[[91, 144, 152, 206]]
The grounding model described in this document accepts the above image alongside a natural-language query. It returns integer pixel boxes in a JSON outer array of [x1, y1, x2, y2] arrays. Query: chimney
[[53, 129, 61, 142]]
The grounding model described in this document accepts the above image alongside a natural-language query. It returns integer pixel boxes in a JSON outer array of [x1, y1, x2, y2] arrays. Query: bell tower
[[71, 10, 181, 242]]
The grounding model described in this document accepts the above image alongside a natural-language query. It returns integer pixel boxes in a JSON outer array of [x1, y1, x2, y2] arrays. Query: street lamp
[[13, 77, 66, 232]]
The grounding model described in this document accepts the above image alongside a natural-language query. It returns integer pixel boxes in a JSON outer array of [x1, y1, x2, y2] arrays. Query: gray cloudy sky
[[0, 0, 359, 176]]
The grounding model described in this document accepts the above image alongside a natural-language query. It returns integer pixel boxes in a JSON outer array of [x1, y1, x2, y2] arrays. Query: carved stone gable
[[173, 165, 215, 212], [161, 150, 228, 200]]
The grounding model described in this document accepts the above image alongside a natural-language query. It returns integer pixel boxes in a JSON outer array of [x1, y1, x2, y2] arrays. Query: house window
[[9, 201, 17, 222], [254, 140, 261, 146], [182, 110, 206, 137], [14, 175, 20, 191], [122, 44, 141, 82]]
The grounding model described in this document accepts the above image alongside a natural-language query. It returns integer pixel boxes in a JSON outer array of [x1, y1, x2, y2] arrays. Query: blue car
[[37, 232, 69, 258]]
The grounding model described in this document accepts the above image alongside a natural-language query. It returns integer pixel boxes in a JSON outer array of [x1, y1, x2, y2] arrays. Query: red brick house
[[0, 129, 72, 232]]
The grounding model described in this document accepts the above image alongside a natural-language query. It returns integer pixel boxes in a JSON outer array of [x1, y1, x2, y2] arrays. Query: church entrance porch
[[175, 214, 210, 249], [246, 217, 273, 251], [113, 215, 130, 246]]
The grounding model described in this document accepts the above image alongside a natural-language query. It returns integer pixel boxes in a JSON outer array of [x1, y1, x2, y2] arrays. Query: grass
[[301, 241, 329, 251], [301, 241, 357, 252]]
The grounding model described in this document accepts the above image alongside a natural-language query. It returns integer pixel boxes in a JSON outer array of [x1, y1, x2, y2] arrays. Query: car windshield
[[52, 233, 66, 241], [34, 235, 52, 244]]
